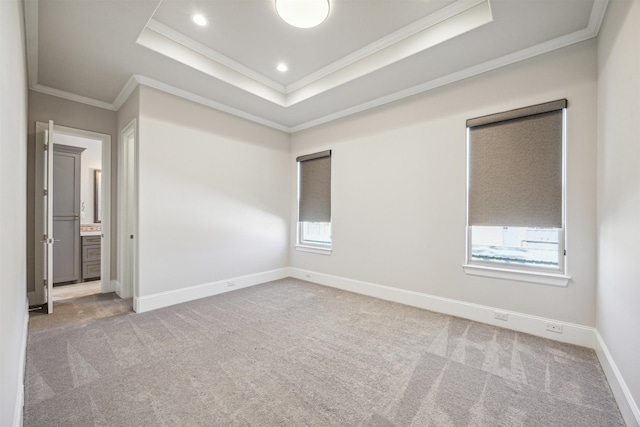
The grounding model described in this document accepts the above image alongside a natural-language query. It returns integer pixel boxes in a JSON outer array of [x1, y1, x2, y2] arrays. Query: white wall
[[53, 133, 102, 224], [0, 0, 29, 425], [136, 87, 290, 301], [290, 40, 598, 327], [597, 0, 640, 424]]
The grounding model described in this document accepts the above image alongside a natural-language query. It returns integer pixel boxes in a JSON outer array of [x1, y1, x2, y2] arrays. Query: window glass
[[300, 222, 331, 246], [470, 226, 560, 269]]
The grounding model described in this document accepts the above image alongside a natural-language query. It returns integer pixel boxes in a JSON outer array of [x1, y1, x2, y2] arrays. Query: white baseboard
[[14, 302, 29, 427], [594, 331, 640, 427], [289, 268, 595, 348], [133, 268, 290, 313]]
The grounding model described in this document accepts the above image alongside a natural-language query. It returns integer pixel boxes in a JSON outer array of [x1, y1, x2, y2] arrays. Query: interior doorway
[[29, 122, 112, 313]]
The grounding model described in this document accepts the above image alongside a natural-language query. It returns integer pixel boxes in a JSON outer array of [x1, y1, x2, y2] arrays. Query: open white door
[[33, 120, 55, 313], [45, 121, 55, 313]]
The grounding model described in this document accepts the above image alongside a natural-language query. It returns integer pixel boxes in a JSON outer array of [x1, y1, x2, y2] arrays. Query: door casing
[[29, 121, 112, 309]]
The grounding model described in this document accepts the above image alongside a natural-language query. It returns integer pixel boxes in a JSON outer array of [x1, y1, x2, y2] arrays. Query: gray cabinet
[[82, 235, 101, 280], [52, 144, 85, 284]]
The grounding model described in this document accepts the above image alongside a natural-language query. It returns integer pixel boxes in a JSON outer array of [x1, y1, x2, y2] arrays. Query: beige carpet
[[24, 278, 624, 426]]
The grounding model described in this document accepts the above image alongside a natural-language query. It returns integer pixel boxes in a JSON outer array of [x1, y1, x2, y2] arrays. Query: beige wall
[[137, 87, 291, 297], [1, 0, 29, 424], [26, 91, 118, 291], [597, 0, 640, 424], [290, 40, 598, 326]]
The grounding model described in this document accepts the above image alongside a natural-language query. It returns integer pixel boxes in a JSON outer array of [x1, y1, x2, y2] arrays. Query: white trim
[[134, 76, 290, 133], [117, 119, 138, 300], [594, 331, 640, 427], [112, 75, 139, 110], [289, 24, 601, 132], [14, 302, 29, 427], [285, 0, 490, 94], [462, 265, 571, 287], [295, 245, 332, 255], [24, 0, 608, 135], [31, 84, 116, 111], [133, 268, 290, 313], [588, 0, 610, 34], [289, 268, 593, 347], [136, 26, 285, 106], [50, 124, 112, 296], [146, 20, 285, 93]]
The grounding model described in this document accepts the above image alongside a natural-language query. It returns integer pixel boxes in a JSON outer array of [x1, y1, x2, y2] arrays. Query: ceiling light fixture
[[192, 14, 208, 26], [277, 63, 288, 72], [275, 0, 329, 29]]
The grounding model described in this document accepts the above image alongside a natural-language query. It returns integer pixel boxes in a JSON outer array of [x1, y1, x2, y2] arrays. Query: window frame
[[463, 104, 570, 286], [295, 151, 332, 255], [296, 221, 332, 255]]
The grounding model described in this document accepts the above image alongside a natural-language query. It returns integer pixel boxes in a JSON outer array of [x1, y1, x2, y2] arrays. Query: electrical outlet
[[546, 323, 563, 334], [494, 311, 508, 321]]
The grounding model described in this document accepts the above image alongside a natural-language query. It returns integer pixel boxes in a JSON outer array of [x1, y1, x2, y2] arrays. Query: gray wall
[[0, 0, 29, 424], [290, 39, 598, 327], [596, 0, 640, 424], [137, 87, 291, 298], [27, 91, 118, 291]]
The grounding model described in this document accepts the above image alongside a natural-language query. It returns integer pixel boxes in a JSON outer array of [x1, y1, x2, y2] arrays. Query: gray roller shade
[[468, 100, 566, 228], [297, 150, 331, 222]]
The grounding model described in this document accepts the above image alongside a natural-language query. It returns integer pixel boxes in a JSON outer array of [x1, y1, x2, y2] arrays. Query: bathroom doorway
[[30, 121, 112, 313]]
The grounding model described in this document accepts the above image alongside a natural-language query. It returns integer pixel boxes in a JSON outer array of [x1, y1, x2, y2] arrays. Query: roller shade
[[297, 150, 331, 222], [467, 100, 566, 227]]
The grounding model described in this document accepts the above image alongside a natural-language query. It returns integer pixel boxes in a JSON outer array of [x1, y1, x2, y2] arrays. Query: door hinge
[[44, 143, 49, 151], [564, 249, 567, 256], [43, 279, 47, 287], [43, 189, 48, 196]]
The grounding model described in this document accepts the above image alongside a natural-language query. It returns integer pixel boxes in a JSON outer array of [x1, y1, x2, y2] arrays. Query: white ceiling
[[25, 0, 608, 132]]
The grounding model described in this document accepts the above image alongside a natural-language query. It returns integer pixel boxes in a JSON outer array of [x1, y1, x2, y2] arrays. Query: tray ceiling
[[25, 0, 607, 132]]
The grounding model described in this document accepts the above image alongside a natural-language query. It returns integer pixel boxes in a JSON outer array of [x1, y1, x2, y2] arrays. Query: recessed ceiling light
[[192, 14, 208, 26], [275, 0, 329, 29], [277, 63, 288, 72]]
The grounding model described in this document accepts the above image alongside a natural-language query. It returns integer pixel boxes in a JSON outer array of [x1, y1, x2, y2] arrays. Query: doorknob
[[40, 238, 60, 244]]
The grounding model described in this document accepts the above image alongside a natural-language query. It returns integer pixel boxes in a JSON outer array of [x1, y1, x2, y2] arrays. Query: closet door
[[52, 144, 84, 283]]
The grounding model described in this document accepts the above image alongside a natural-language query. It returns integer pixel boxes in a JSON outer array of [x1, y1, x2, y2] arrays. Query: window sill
[[295, 244, 332, 255], [463, 264, 570, 287]]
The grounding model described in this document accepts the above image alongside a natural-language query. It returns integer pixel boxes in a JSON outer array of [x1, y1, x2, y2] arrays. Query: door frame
[[29, 122, 112, 308], [118, 118, 138, 303]]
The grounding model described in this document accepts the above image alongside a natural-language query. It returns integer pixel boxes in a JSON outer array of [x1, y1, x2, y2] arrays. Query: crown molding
[[24, 0, 609, 135], [134, 76, 291, 133], [146, 19, 286, 94], [136, 25, 286, 106], [290, 21, 603, 132], [138, 0, 491, 108], [30, 84, 116, 111], [112, 75, 140, 110], [588, 0, 610, 34], [285, 0, 488, 94]]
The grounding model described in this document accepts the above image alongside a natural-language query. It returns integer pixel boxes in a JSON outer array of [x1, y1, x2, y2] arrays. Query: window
[[296, 150, 332, 253], [465, 99, 568, 281]]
